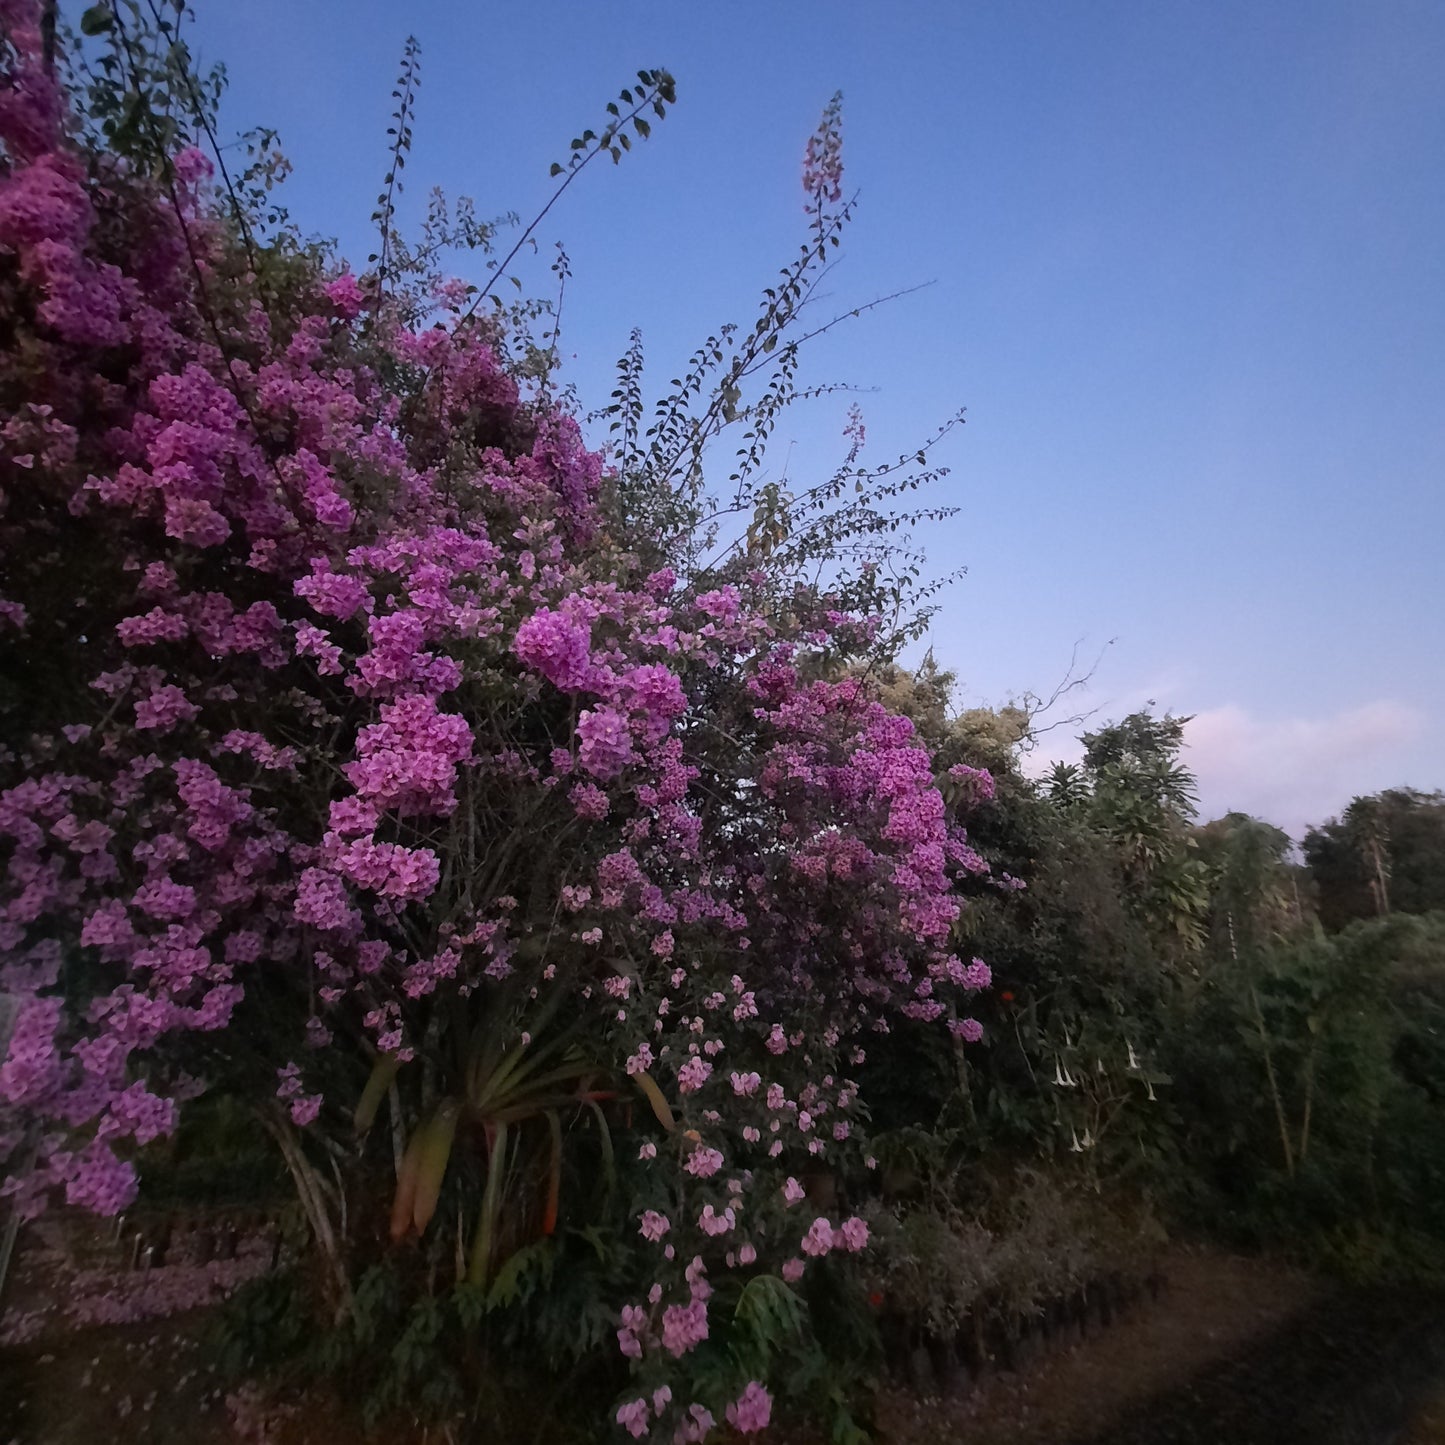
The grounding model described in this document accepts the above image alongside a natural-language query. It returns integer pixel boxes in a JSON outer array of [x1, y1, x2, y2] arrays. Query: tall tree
[[1304, 789, 1445, 929], [1048, 712, 1210, 955]]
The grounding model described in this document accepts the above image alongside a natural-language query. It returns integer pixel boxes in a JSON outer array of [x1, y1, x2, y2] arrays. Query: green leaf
[[353, 1052, 404, 1133], [411, 1099, 461, 1234], [485, 1239, 554, 1309], [80, 4, 114, 34], [582, 1098, 616, 1194], [468, 1119, 512, 1288], [634, 1071, 675, 1131], [541, 1109, 562, 1234], [390, 1127, 426, 1242], [453, 1282, 487, 1329]]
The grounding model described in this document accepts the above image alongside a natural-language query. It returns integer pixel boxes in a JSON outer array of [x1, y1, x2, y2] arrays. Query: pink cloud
[[1183, 700, 1425, 838]]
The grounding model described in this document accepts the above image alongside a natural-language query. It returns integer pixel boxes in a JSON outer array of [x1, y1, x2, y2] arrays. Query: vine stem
[[455, 81, 669, 326]]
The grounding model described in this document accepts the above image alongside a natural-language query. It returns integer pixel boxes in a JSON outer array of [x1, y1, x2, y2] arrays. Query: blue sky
[[183, 0, 1444, 835]]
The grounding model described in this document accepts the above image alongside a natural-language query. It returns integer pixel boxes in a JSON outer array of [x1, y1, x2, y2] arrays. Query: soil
[[0, 1310, 234, 1445], [4, 1244, 1445, 1444], [874, 1248, 1445, 1445]]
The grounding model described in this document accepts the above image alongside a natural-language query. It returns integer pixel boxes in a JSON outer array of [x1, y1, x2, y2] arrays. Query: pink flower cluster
[[726, 1381, 772, 1434], [801, 1214, 870, 1257], [802, 93, 845, 208]]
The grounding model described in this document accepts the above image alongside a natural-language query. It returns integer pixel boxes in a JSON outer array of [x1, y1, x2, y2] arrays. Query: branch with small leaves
[[371, 34, 421, 295], [455, 69, 675, 322]]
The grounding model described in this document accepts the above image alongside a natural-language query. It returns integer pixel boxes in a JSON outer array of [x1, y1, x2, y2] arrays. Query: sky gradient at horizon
[[185, 0, 1444, 836]]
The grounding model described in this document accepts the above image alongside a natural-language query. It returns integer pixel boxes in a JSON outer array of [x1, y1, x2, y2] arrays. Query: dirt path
[[873, 1250, 1445, 1445], [1071, 1288, 1445, 1445]]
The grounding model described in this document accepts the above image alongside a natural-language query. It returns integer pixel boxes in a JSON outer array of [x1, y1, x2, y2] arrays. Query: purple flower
[[963, 958, 992, 990], [677, 1056, 712, 1094], [638, 1210, 671, 1243], [513, 608, 592, 691], [289, 1094, 322, 1127], [698, 1204, 735, 1236], [576, 705, 634, 780], [684, 1145, 724, 1179], [133, 685, 198, 732], [293, 868, 354, 932], [726, 1381, 773, 1434], [615, 1399, 649, 1438], [801, 1216, 834, 1257], [660, 1299, 708, 1357], [323, 271, 366, 319]]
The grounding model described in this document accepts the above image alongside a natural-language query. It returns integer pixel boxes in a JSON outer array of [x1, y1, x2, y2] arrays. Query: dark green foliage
[[1169, 913, 1445, 1276], [213, 1224, 639, 1436], [1304, 789, 1445, 929], [866, 675, 1445, 1319], [138, 1094, 288, 1210]]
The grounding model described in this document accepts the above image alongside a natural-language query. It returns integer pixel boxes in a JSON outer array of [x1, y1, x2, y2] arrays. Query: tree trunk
[[1369, 835, 1391, 915], [1297, 1034, 1319, 1165], [1230, 913, 1296, 1179]]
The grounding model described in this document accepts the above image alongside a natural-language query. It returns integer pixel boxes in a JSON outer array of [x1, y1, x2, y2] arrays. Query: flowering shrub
[[0, 4, 989, 1434]]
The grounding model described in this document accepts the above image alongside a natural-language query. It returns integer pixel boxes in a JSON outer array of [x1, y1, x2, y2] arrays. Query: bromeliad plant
[[373, 992, 619, 1287]]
